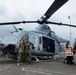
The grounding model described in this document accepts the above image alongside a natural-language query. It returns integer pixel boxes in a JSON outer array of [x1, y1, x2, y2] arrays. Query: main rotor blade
[[0, 21, 37, 25], [45, 21, 76, 28], [39, 0, 68, 22]]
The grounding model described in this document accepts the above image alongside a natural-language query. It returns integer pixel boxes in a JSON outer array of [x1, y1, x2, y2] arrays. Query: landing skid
[[51, 55, 56, 59], [32, 56, 40, 62], [32, 55, 58, 62]]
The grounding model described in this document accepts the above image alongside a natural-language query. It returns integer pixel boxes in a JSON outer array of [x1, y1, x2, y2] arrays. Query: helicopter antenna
[[13, 24, 18, 32]]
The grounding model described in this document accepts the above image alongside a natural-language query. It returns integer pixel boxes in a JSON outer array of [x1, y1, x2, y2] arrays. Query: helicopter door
[[42, 36, 55, 53], [29, 34, 39, 51]]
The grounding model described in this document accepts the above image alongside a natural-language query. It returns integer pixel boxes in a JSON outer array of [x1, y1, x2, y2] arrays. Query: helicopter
[[0, 0, 76, 60]]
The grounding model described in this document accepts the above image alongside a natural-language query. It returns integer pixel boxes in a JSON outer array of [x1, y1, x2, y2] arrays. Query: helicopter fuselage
[[0, 25, 66, 57]]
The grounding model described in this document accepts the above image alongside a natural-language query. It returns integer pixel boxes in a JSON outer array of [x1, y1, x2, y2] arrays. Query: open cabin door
[[42, 36, 55, 53]]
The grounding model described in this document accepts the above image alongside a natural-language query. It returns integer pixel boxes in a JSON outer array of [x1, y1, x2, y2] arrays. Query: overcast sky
[[0, 0, 76, 44]]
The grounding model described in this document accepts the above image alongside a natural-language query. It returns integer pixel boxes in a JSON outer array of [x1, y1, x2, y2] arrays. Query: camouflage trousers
[[17, 52, 23, 63], [25, 52, 31, 63]]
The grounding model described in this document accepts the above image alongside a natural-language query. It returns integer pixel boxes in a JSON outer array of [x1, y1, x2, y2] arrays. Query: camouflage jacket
[[18, 43, 24, 53], [24, 42, 33, 52]]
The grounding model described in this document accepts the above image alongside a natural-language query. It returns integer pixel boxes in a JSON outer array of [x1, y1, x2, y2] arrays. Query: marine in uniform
[[24, 38, 33, 64], [17, 39, 24, 66]]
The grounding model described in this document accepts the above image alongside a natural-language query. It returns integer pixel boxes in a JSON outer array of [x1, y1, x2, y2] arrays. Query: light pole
[[68, 16, 72, 43]]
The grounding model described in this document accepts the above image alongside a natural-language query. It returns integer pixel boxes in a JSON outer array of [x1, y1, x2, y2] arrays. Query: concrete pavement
[[0, 55, 76, 75]]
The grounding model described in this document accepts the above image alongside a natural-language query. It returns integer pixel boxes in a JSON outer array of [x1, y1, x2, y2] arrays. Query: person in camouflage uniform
[[17, 39, 24, 66], [24, 38, 33, 64]]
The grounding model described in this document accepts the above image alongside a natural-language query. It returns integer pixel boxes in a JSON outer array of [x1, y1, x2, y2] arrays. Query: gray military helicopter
[[0, 0, 76, 59]]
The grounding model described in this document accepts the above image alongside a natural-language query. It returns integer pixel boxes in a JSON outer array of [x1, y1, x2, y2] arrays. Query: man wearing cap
[[24, 38, 34, 64]]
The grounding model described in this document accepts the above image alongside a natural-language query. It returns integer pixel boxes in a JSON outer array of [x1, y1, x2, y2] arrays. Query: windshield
[[8, 31, 22, 40]]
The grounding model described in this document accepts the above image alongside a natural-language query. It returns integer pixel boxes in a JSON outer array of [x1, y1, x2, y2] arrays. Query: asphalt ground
[[0, 54, 76, 75]]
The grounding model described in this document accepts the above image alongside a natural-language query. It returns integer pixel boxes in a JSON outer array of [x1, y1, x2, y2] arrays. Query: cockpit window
[[8, 32, 22, 40]]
